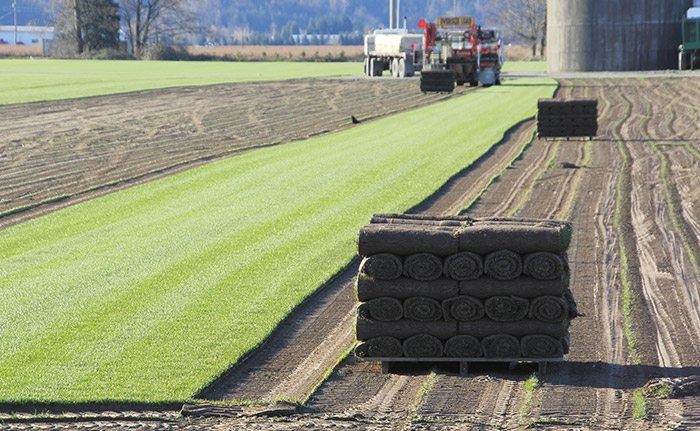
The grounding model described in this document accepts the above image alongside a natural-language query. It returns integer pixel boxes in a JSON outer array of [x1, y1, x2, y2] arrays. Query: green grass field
[[0, 78, 556, 404], [0, 59, 360, 105], [502, 61, 546, 73], [0, 59, 544, 106]]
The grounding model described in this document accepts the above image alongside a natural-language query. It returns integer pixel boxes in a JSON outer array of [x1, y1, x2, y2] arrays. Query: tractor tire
[[420, 70, 456, 93], [363, 58, 370, 76], [391, 58, 400, 78], [370, 58, 383, 77]]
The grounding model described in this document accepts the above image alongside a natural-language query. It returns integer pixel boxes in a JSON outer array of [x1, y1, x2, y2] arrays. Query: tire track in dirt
[[662, 146, 700, 240]]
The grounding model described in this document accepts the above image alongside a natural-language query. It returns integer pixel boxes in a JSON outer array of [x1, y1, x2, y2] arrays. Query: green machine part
[[682, 17, 700, 51]]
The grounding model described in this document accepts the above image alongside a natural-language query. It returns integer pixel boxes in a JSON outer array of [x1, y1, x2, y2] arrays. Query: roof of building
[[0, 25, 54, 33]]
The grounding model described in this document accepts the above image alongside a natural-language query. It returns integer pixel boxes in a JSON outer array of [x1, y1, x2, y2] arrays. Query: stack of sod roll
[[354, 214, 578, 360], [537, 99, 598, 138]]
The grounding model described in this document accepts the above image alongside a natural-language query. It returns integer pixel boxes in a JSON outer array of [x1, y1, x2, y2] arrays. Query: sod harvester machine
[[419, 17, 504, 93]]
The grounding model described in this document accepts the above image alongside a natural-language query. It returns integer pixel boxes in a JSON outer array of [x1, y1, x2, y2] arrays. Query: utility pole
[[12, 0, 17, 45]]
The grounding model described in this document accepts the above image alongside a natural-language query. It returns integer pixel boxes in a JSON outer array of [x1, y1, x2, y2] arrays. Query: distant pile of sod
[[0, 78, 555, 404], [355, 214, 578, 360], [537, 99, 598, 138]]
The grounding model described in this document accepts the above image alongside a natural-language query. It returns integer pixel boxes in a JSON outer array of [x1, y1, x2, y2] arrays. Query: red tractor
[[419, 17, 504, 93]]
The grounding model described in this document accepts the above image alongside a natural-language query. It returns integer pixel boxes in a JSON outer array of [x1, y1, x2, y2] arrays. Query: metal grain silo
[[547, 0, 693, 71]]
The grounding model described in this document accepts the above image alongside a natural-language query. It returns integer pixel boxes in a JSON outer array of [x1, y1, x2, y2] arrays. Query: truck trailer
[[680, 1, 700, 70], [364, 29, 423, 78]]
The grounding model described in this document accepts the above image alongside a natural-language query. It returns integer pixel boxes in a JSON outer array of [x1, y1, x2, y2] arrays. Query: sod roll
[[484, 250, 523, 280], [371, 214, 464, 227], [443, 251, 484, 280], [356, 318, 457, 341], [458, 222, 572, 254], [458, 319, 569, 338], [459, 277, 566, 299], [403, 334, 444, 358], [442, 296, 485, 321], [357, 297, 404, 322], [372, 213, 471, 222], [404, 253, 443, 281], [358, 224, 459, 256], [404, 297, 443, 322], [359, 254, 403, 280], [529, 296, 568, 323], [484, 296, 530, 322], [355, 336, 404, 358], [482, 334, 521, 358], [523, 252, 566, 280], [444, 335, 483, 358], [521, 335, 564, 358], [356, 275, 459, 301]]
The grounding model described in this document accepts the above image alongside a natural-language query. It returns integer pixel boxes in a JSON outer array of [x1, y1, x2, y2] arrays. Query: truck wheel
[[364, 58, 370, 76], [391, 59, 399, 78], [398, 59, 406, 78], [370, 58, 382, 77]]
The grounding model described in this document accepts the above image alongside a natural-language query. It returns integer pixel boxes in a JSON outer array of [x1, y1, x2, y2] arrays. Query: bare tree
[[490, 0, 546, 58], [119, 0, 198, 56], [231, 25, 251, 47], [72, 0, 84, 53]]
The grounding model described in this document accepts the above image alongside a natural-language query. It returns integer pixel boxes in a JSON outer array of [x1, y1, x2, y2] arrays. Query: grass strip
[[614, 141, 640, 365], [0, 78, 557, 404], [607, 87, 641, 365], [519, 373, 542, 420], [632, 389, 648, 420]]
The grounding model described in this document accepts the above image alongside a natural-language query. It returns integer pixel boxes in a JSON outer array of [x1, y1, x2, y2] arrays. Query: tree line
[[51, 0, 546, 59], [53, 0, 195, 57]]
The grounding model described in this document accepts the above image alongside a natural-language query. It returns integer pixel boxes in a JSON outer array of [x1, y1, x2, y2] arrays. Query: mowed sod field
[[0, 59, 543, 106], [0, 59, 360, 105], [0, 78, 556, 404]]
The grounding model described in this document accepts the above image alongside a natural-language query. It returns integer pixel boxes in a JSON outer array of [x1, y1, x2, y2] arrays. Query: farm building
[[0, 25, 53, 45], [547, 0, 694, 71]]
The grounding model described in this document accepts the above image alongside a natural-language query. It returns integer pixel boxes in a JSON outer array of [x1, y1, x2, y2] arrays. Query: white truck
[[364, 29, 424, 78]]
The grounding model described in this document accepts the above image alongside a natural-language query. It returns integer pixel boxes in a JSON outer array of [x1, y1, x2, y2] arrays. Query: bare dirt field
[[0, 78, 461, 229], [187, 45, 364, 60], [0, 45, 43, 57], [2, 77, 699, 430]]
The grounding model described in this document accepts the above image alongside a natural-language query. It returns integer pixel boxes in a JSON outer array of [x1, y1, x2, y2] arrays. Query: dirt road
[[0, 78, 459, 229], [3, 78, 699, 430]]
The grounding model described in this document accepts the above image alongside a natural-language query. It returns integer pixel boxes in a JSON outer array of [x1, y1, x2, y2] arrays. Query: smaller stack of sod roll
[[354, 214, 578, 360], [537, 99, 598, 138]]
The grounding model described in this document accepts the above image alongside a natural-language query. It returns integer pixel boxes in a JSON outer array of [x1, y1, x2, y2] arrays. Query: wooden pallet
[[358, 357, 564, 376]]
